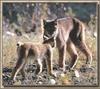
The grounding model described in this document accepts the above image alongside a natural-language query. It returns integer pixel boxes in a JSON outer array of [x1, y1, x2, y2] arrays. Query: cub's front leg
[[46, 47, 56, 77], [35, 58, 43, 74]]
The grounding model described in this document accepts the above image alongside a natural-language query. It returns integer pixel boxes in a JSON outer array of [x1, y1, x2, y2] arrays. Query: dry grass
[[2, 29, 97, 68], [3, 37, 17, 68], [2, 32, 43, 68]]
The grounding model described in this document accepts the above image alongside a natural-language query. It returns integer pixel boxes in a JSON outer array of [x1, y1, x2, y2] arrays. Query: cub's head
[[43, 19, 57, 41], [43, 36, 55, 47]]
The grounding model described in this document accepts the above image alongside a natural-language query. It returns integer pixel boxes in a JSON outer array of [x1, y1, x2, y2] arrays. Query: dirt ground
[[2, 60, 98, 86]]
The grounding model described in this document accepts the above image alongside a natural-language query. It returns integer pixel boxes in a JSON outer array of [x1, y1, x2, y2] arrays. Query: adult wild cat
[[43, 17, 92, 71]]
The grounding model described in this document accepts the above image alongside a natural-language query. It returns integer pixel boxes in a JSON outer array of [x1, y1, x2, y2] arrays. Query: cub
[[11, 37, 55, 81]]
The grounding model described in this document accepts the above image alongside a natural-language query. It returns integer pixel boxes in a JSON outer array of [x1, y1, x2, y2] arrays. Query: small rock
[[3, 67, 12, 73], [38, 81, 43, 85], [32, 76, 37, 80], [49, 79, 56, 85], [60, 73, 65, 77], [74, 70, 80, 78], [13, 80, 21, 85], [80, 66, 87, 73]]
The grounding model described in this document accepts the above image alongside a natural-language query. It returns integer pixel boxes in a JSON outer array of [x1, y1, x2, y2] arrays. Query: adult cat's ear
[[43, 19, 46, 25], [54, 18, 57, 25]]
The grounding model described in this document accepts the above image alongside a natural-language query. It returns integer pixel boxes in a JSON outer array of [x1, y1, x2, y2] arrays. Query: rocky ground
[[2, 29, 97, 87], [2, 61, 98, 87]]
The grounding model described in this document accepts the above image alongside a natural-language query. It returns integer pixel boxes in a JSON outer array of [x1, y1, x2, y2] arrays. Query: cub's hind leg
[[11, 57, 26, 81], [20, 62, 26, 79], [11, 49, 28, 81]]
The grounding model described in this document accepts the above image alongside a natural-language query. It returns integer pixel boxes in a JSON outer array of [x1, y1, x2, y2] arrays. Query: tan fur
[[11, 42, 55, 81], [57, 18, 92, 70], [43, 17, 92, 71]]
